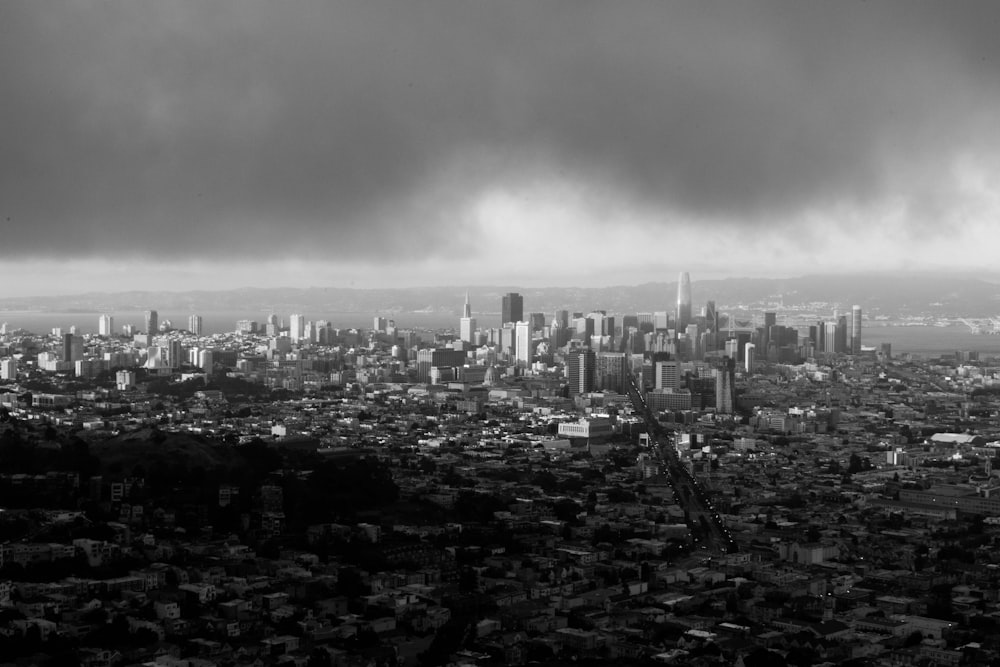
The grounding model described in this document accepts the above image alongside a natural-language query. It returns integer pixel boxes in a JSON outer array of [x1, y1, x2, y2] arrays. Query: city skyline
[[2, 2, 1000, 295]]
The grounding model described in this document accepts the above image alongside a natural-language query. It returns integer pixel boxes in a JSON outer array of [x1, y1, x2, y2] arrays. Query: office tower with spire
[[460, 292, 476, 344], [502, 292, 523, 325], [851, 305, 862, 354], [144, 310, 158, 335], [676, 272, 692, 332]]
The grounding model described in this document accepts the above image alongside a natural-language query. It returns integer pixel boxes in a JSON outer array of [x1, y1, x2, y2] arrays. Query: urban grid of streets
[[1, 285, 1000, 667]]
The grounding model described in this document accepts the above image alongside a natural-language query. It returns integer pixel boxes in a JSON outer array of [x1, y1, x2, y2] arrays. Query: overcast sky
[[2, 1, 999, 296]]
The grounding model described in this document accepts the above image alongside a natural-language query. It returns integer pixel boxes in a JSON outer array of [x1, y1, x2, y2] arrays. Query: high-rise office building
[[824, 322, 838, 354], [655, 360, 681, 390], [289, 314, 305, 342], [836, 315, 848, 354], [744, 343, 756, 374], [63, 333, 83, 363], [676, 272, 692, 332], [98, 314, 114, 337], [415, 348, 466, 383], [704, 301, 718, 332], [596, 352, 627, 393], [515, 321, 532, 368], [851, 305, 862, 354], [459, 292, 476, 344], [567, 348, 595, 395], [236, 320, 258, 335], [165, 339, 184, 368], [502, 292, 524, 325], [587, 312, 606, 337], [716, 357, 736, 414], [144, 310, 158, 335], [189, 314, 203, 337], [554, 310, 569, 329], [574, 317, 595, 342], [493, 323, 513, 358]]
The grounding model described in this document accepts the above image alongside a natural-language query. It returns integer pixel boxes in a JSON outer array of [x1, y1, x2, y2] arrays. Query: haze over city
[[3, 1, 1000, 296]]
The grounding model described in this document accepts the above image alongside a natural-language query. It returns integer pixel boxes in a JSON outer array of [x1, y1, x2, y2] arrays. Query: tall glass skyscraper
[[851, 305, 862, 354], [676, 272, 692, 332], [502, 292, 523, 325], [144, 309, 158, 335]]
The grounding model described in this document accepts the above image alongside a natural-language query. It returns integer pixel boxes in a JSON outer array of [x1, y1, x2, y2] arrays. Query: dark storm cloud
[[1, 0, 998, 259]]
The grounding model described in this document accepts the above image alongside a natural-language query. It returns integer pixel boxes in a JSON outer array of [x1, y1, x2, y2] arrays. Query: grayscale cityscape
[[3, 2, 1000, 667]]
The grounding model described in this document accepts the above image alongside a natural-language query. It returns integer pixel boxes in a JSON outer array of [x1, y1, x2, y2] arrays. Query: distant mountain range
[[1, 273, 999, 317]]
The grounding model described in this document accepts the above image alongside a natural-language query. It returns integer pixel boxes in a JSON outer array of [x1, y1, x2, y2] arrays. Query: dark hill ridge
[[88, 429, 233, 475], [1, 272, 998, 316]]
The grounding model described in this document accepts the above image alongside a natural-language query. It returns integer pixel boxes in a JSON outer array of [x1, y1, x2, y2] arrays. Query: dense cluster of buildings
[[2, 276, 1000, 665]]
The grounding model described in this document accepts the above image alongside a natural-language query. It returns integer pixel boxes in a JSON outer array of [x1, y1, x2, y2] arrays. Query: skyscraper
[[716, 357, 736, 414], [655, 360, 681, 390], [676, 272, 692, 332], [188, 314, 203, 337], [63, 333, 83, 363], [459, 292, 476, 344], [824, 321, 838, 353], [704, 300, 718, 332], [502, 292, 523, 325], [744, 343, 756, 374], [851, 305, 862, 354], [98, 314, 114, 337], [289, 313, 305, 342], [567, 348, 595, 395], [596, 352, 627, 393], [515, 321, 532, 368], [144, 310, 158, 334], [836, 315, 848, 354]]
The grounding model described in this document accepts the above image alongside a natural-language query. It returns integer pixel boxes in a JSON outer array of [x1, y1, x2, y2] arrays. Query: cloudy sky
[[2, 1, 999, 296]]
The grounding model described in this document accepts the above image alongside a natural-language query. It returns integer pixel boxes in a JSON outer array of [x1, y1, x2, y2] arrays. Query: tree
[[307, 649, 332, 667], [743, 648, 788, 667], [553, 499, 582, 525]]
